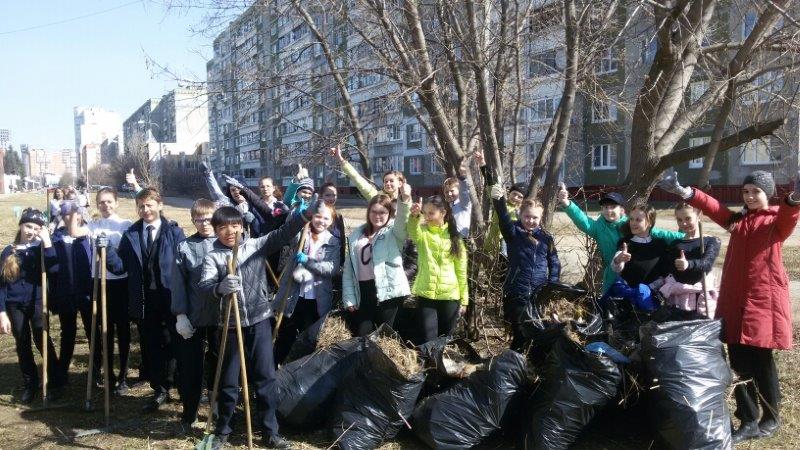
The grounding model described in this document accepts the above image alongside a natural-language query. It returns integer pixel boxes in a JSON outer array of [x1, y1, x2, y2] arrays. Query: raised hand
[[125, 169, 137, 185], [615, 242, 632, 264], [474, 149, 486, 168], [223, 174, 244, 189], [329, 145, 345, 162], [95, 233, 109, 249], [296, 163, 309, 180], [410, 196, 423, 217], [557, 182, 570, 207], [674, 249, 689, 271], [490, 184, 504, 200], [37, 226, 52, 248], [659, 169, 691, 198], [400, 183, 412, 202], [301, 194, 323, 219]]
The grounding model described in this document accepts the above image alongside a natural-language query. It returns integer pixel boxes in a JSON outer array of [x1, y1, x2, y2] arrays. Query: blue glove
[[586, 342, 631, 364], [295, 251, 309, 264]]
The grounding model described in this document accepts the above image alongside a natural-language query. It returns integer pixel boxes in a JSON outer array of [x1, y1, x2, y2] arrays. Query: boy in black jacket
[[198, 199, 319, 450], [101, 188, 186, 412], [170, 199, 218, 431]]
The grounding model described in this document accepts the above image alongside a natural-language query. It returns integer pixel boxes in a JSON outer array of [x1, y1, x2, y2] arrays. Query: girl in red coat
[[661, 169, 800, 443]]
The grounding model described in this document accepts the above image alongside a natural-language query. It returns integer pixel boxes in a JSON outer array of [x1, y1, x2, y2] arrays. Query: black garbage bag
[[413, 350, 531, 449], [640, 319, 732, 449], [330, 325, 426, 450], [272, 337, 364, 427], [518, 282, 603, 362], [416, 337, 485, 398], [524, 334, 622, 450]]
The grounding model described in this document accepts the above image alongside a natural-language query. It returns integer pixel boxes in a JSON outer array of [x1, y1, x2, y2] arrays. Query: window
[[529, 97, 560, 122], [688, 136, 710, 168], [592, 144, 616, 170], [408, 156, 423, 174], [740, 138, 774, 165], [594, 48, 618, 74], [431, 157, 443, 173], [407, 123, 421, 142], [743, 71, 785, 104], [640, 38, 657, 64], [690, 80, 709, 103], [529, 50, 559, 77], [591, 97, 617, 123], [374, 156, 394, 172], [742, 11, 758, 40]]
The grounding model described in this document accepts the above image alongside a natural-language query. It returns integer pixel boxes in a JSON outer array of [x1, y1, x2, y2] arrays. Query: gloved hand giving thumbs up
[[615, 242, 632, 264]]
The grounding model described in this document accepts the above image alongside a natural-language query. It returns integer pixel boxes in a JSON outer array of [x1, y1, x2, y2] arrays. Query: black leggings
[[417, 298, 461, 343], [6, 301, 60, 388], [728, 343, 780, 424], [352, 280, 404, 337], [273, 297, 320, 366]]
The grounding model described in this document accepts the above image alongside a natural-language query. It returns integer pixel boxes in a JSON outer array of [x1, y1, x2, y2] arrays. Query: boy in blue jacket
[[101, 187, 186, 412]]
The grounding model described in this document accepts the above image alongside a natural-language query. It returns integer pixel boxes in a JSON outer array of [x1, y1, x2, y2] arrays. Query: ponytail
[[2, 232, 22, 282]]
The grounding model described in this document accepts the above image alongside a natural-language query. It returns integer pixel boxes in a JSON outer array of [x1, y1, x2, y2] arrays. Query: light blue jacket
[[342, 200, 411, 307]]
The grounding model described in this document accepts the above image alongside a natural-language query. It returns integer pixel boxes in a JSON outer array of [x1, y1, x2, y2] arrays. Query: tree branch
[[654, 118, 786, 174]]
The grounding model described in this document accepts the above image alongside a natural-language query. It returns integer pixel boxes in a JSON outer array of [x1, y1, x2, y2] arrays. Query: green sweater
[[562, 201, 684, 291]]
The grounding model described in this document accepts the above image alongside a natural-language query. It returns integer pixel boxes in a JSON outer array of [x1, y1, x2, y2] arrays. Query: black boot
[[759, 417, 780, 438], [20, 386, 36, 405], [264, 434, 293, 449], [733, 421, 763, 443]]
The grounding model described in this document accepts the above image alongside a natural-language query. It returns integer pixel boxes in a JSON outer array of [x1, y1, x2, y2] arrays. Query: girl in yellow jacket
[[408, 195, 468, 342]]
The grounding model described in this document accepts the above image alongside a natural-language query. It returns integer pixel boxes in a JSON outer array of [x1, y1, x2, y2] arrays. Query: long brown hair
[[423, 195, 463, 258], [2, 231, 23, 282], [365, 194, 395, 236]]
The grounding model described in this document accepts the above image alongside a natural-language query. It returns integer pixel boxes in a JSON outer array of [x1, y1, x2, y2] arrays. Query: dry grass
[[316, 316, 352, 350], [374, 335, 421, 380]]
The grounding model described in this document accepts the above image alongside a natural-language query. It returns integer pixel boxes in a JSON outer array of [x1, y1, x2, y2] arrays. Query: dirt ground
[[1, 192, 799, 449]]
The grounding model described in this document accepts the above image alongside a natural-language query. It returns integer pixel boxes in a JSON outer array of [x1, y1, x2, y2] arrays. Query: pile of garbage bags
[[269, 281, 732, 449]]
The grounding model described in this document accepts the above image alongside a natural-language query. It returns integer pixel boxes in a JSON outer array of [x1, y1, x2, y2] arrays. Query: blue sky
[[0, 1, 231, 151]]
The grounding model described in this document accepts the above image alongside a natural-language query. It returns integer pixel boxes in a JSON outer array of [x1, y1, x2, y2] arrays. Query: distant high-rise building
[[0, 128, 10, 149], [74, 106, 123, 179], [123, 85, 209, 160]]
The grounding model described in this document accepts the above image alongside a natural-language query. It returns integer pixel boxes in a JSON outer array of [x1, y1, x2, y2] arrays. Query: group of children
[[0, 147, 798, 447]]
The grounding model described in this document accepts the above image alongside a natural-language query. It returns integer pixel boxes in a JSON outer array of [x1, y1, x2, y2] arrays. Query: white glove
[[175, 314, 195, 340], [490, 184, 504, 200], [659, 170, 692, 199], [223, 174, 244, 189], [217, 274, 242, 296]]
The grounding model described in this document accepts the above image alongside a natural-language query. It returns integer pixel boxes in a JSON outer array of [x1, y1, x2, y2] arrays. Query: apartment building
[[74, 106, 123, 178], [207, 2, 798, 197]]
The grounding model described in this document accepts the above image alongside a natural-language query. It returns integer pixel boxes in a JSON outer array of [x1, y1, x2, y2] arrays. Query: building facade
[[206, 2, 799, 197], [123, 86, 209, 160], [74, 106, 123, 178]]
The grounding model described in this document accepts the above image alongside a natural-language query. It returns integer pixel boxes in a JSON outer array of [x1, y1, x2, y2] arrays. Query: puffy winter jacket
[[494, 198, 560, 300], [407, 215, 468, 306], [562, 201, 684, 291], [342, 200, 412, 308], [170, 234, 218, 328], [198, 211, 308, 328], [275, 227, 341, 318]]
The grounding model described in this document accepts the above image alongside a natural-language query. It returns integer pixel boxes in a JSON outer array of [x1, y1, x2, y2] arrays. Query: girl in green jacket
[[408, 195, 468, 343]]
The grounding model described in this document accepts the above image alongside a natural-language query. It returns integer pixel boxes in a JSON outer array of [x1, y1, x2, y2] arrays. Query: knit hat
[[742, 170, 775, 197], [509, 182, 529, 197], [296, 177, 315, 194], [19, 208, 46, 227]]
